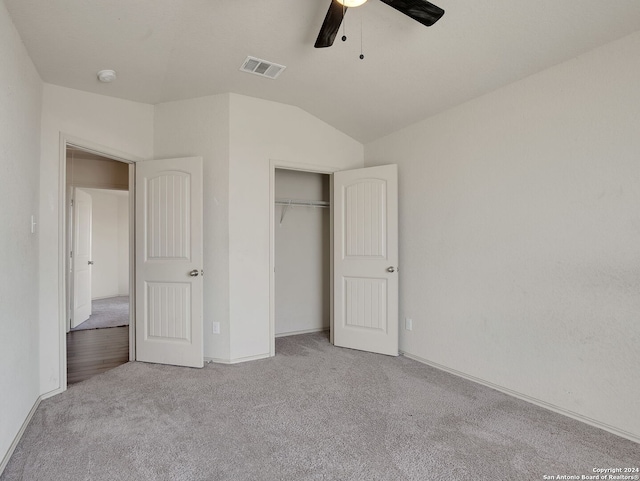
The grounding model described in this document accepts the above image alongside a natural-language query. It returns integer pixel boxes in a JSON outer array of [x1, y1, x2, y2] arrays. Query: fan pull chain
[[342, 4, 347, 42], [359, 17, 364, 60]]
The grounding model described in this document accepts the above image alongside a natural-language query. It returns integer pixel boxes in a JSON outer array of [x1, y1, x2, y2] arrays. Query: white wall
[[0, 1, 42, 468], [155, 93, 363, 362], [40, 84, 153, 394], [86, 189, 118, 299], [117, 194, 129, 295], [275, 170, 330, 336], [154, 94, 231, 361], [84, 189, 128, 299], [228, 94, 364, 361], [365, 31, 640, 440]]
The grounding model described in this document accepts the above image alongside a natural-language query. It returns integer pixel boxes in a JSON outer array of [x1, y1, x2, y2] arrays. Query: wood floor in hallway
[[67, 326, 129, 384]]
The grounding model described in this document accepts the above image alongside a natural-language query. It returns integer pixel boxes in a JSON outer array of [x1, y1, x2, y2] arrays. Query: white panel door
[[334, 164, 398, 356], [71, 188, 92, 328], [135, 157, 204, 368]]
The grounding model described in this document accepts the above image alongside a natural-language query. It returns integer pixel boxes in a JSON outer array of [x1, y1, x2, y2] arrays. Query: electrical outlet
[[212, 322, 220, 334], [405, 318, 413, 331]]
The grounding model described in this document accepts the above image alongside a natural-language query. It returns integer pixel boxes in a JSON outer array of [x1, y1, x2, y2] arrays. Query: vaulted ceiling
[[5, 0, 640, 142]]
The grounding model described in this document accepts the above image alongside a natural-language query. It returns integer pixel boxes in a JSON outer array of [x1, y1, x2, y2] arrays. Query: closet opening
[[273, 168, 332, 352]]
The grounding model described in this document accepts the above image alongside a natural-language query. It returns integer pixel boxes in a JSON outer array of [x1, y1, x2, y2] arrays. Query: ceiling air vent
[[240, 56, 286, 79]]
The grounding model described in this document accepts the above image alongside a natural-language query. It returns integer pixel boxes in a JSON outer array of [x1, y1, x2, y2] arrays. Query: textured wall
[[154, 94, 231, 361], [83, 189, 128, 300], [228, 94, 363, 361], [86, 189, 119, 299], [117, 195, 129, 296], [39, 84, 153, 394], [0, 0, 42, 468], [365, 32, 640, 439]]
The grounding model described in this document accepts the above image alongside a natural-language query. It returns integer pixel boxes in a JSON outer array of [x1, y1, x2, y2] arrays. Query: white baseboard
[[41, 386, 65, 400], [91, 294, 129, 301], [275, 327, 329, 338], [205, 352, 272, 365], [0, 395, 42, 476], [401, 351, 640, 445], [205, 329, 330, 364]]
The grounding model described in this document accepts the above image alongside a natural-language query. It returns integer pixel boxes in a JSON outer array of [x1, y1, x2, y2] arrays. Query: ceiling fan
[[315, 0, 445, 48]]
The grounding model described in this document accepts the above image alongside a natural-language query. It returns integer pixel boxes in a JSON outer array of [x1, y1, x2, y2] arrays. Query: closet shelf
[[276, 198, 330, 224]]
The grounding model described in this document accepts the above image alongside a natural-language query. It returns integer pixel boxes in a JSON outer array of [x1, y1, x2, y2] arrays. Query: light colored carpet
[[71, 296, 130, 331], [2, 332, 637, 480]]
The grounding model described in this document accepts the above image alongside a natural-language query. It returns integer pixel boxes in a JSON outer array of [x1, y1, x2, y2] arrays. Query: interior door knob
[[88, 261, 94, 265], [189, 269, 199, 277], [387, 266, 395, 273]]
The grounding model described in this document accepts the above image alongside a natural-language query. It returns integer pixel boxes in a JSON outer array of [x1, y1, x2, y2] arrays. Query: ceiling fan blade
[[379, 0, 444, 27], [315, 0, 347, 48]]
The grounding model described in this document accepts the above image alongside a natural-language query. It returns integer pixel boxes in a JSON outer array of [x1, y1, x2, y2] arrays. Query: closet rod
[[275, 199, 330, 208], [276, 198, 330, 225]]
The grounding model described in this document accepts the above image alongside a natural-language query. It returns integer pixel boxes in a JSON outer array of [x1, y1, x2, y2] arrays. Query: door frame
[[269, 159, 340, 356], [58, 133, 141, 392]]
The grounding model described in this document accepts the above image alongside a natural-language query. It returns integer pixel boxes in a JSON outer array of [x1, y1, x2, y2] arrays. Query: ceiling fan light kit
[[315, 0, 444, 49], [336, 0, 368, 7]]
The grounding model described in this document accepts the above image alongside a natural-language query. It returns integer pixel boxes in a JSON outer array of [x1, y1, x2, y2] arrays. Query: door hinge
[[70, 250, 73, 258], [70, 199, 74, 207]]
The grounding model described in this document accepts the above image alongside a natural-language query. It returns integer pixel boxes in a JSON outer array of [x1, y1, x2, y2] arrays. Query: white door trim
[[57, 133, 142, 394], [269, 159, 341, 357]]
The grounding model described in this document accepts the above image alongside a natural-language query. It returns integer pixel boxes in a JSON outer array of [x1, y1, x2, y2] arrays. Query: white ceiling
[[5, 0, 640, 143]]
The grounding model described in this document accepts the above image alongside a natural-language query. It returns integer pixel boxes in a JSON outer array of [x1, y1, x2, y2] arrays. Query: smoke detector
[[97, 70, 117, 83], [240, 56, 286, 79]]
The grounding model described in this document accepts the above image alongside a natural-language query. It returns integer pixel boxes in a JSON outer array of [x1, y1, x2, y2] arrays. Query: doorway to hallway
[[65, 146, 132, 383]]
